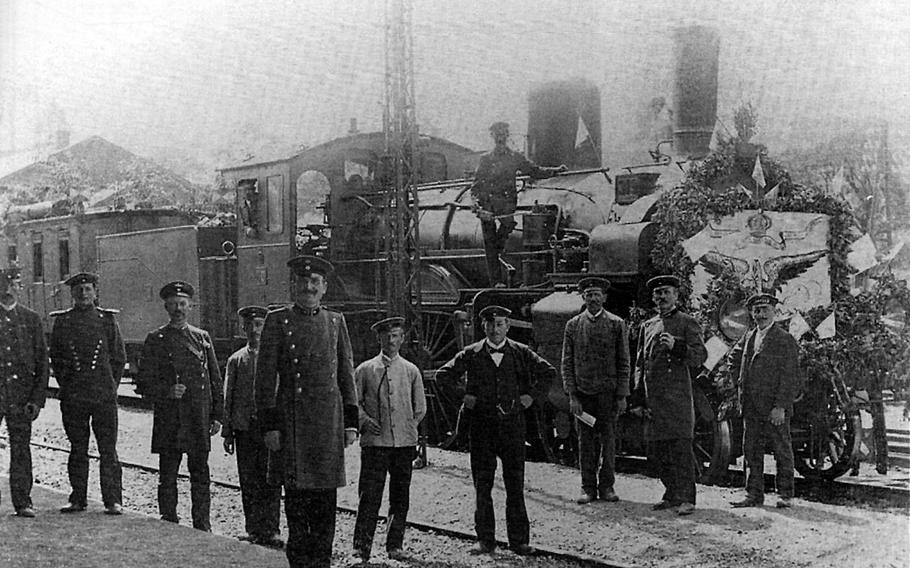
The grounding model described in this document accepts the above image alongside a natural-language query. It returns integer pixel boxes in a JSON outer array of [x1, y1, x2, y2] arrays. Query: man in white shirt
[[353, 316, 427, 563]]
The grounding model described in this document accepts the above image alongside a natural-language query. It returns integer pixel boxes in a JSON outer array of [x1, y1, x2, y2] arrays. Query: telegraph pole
[[384, 0, 428, 465]]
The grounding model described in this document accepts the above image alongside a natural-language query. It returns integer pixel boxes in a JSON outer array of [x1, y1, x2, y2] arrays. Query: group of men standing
[[0, 245, 802, 568]]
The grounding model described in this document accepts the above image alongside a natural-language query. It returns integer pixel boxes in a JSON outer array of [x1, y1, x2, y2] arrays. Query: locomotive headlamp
[[717, 298, 751, 342]]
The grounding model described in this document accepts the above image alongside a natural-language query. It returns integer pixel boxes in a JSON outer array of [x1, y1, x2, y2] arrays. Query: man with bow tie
[[436, 305, 556, 557], [728, 293, 800, 509]]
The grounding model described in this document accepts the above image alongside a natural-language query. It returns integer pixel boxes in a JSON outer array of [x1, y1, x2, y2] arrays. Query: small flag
[[816, 311, 836, 339], [735, 183, 753, 201], [788, 312, 811, 340], [829, 164, 846, 196], [681, 231, 715, 262], [763, 183, 780, 207], [847, 233, 878, 273], [752, 154, 766, 190], [703, 336, 730, 372], [575, 115, 590, 149]]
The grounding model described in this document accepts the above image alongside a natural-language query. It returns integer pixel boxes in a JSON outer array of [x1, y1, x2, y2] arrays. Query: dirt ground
[[4, 401, 910, 567]]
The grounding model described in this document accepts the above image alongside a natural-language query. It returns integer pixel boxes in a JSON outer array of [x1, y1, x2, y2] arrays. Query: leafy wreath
[[649, 106, 910, 393]]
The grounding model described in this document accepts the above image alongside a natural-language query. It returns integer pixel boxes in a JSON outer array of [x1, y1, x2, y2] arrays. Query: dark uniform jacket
[[0, 304, 49, 411], [633, 308, 707, 441], [436, 338, 555, 418], [223, 345, 258, 435], [49, 306, 126, 404], [470, 147, 560, 215], [136, 324, 223, 454], [728, 324, 800, 419], [255, 305, 358, 490], [562, 309, 631, 397]]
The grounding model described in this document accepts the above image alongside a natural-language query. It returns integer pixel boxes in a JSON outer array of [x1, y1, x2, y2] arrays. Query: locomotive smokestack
[[527, 78, 602, 169], [672, 25, 719, 159]]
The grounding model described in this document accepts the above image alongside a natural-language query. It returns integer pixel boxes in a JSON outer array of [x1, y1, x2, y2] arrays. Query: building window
[[238, 178, 261, 237], [58, 230, 70, 281], [32, 233, 43, 282], [266, 175, 284, 234], [7, 245, 17, 266]]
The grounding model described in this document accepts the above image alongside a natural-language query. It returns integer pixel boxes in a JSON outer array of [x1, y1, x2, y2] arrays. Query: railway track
[[6, 435, 630, 568]]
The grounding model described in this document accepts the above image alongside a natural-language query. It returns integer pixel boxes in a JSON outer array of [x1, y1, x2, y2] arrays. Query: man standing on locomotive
[[633, 275, 707, 516], [0, 266, 48, 518], [561, 277, 630, 505], [222, 305, 282, 547], [136, 281, 223, 531], [256, 256, 358, 568], [470, 121, 567, 287], [352, 316, 426, 563], [436, 305, 556, 557], [50, 272, 126, 516], [728, 293, 800, 509]]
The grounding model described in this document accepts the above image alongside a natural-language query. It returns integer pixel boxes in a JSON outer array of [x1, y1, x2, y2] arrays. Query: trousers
[[743, 414, 794, 499], [61, 399, 122, 507], [575, 391, 617, 496], [234, 427, 281, 537], [158, 450, 211, 530], [285, 488, 337, 568], [649, 438, 696, 505], [353, 446, 415, 555], [0, 408, 33, 510]]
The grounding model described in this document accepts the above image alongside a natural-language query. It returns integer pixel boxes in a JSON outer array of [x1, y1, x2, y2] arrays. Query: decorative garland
[[649, 112, 910, 393]]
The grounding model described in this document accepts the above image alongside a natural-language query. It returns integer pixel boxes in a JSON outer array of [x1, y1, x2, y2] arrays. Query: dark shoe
[[599, 490, 620, 502], [493, 282, 508, 288], [387, 548, 407, 561], [238, 534, 257, 543], [776, 497, 792, 509], [651, 500, 676, 511], [104, 503, 123, 516], [160, 515, 179, 523], [576, 492, 597, 504], [60, 503, 86, 513], [731, 497, 763, 508], [677, 503, 695, 516], [510, 544, 537, 557], [470, 541, 496, 555], [352, 547, 370, 563], [15, 507, 36, 518]]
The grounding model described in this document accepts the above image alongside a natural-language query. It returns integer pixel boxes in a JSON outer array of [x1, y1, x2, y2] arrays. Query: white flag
[[763, 183, 780, 207], [816, 312, 836, 339], [681, 231, 715, 262], [575, 116, 590, 149], [847, 233, 878, 273], [788, 312, 811, 340], [752, 154, 766, 189], [703, 336, 730, 372], [735, 183, 753, 201]]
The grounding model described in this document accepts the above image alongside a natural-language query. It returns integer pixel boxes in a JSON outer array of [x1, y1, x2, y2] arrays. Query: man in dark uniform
[[136, 281, 223, 531], [470, 121, 567, 287], [436, 305, 556, 556], [50, 272, 126, 515], [728, 293, 800, 509], [222, 305, 282, 547], [632, 275, 707, 516], [561, 277, 630, 504], [0, 266, 48, 517], [256, 256, 359, 568], [353, 316, 427, 563]]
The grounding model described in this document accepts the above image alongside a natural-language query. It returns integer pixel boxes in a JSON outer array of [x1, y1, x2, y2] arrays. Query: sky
[[1, 0, 909, 181]]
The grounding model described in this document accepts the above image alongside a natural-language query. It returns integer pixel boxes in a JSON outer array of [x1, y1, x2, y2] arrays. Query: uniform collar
[[486, 338, 508, 351], [584, 308, 604, 321], [0, 301, 17, 311], [380, 352, 400, 365], [168, 322, 189, 331], [294, 304, 321, 316], [658, 307, 678, 319]]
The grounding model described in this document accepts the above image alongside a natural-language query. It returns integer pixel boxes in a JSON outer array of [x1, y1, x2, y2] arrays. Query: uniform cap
[[647, 274, 681, 291], [237, 305, 268, 319], [370, 316, 406, 333], [746, 293, 780, 309], [159, 281, 195, 299], [478, 305, 512, 321], [489, 121, 510, 135], [0, 266, 21, 283], [577, 277, 610, 293], [64, 272, 99, 287], [287, 255, 333, 277]]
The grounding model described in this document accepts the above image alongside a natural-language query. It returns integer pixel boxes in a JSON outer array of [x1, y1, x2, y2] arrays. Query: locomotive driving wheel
[[693, 418, 732, 485], [792, 387, 861, 481]]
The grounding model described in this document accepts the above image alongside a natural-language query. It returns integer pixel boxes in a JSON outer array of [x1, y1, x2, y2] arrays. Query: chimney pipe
[[672, 25, 720, 159]]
